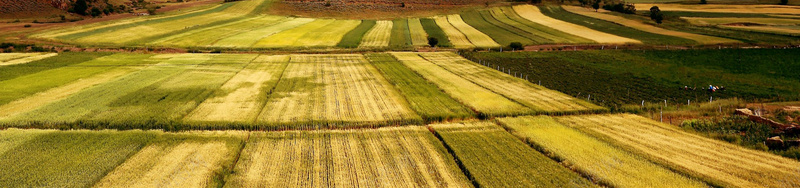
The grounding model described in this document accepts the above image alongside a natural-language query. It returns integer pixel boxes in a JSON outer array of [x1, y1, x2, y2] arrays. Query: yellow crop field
[[563, 6, 738, 44], [390, 52, 530, 116], [407, 18, 430, 46], [721, 25, 800, 36], [513, 5, 640, 44], [637, 4, 800, 14], [214, 18, 316, 48], [359, 20, 393, 48], [418, 52, 604, 114], [556, 114, 800, 188], [0, 53, 57, 66], [253, 19, 335, 48], [293, 20, 361, 47], [499, 116, 707, 188], [152, 16, 288, 47], [185, 55, 290, 123], [93, 131, 246, 188], [683, 17, 800, 26], [432, 16, 475, 48], [224, 126, 471, 187], [257, 54, 420, 128], [446, 15, 501, 48]]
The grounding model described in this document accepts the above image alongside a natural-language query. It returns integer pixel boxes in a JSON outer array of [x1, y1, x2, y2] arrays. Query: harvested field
[[93, 131, 245, 188], [461, 10, 534, 46], [338, 20, 377, 48], [418, 52, 605, 114], [499, 116, 707, 188], [638, 4, 800, 15], [257, 54, 420, 128], [0, 53, 57, 66], [493, 7, 594, 44], [224, 126, 471, 187], [513, 5, 640, 44], [366, 53, 474, 121], [0, 130, 157, 187], [152, 15, 289, 47], [563, 6, 738, 44], [407, 18, 430, 46], [390, 52, 530, 116], [556, 114, 800, 188], [430, 121, 596, 187], [432, 16, 475, 48], [185, 55, 289, 123], [359, 20, 393, 48], [446, 14, 500, 48]]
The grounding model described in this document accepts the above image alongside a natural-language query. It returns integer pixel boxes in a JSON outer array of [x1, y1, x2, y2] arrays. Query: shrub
[[427, 37, 439, 47], [509, 42, 524, 50], [780, 0, 788, 5], [24, 24, 32, 28]]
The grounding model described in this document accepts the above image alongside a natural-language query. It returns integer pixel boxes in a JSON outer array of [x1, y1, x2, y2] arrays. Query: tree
[[780, 0, 788, 5], [592, 0, 601, 12], [428, 37, 439, 47], [90, 7, 102, 17], [700, 0, 707, 4], [72, 0, 88, 15], [650, 6, 664, 24], [509, 42, 524, 50]]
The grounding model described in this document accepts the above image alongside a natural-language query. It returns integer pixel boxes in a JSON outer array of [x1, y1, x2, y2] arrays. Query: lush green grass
[[366, 53, 474, 121], [0, 52, 110, 81], [389, 19, 412, 48], [337, 20, 377, 48], [430, 121, 596, 187], [539, 6, 696, 45], [499, 116, 707, 188], [463, 49, 800, 107], [420, 18, 452, 47], [461, 10, 534, 46], [0, 130, 157, 187], [0, 53, 155, 106]]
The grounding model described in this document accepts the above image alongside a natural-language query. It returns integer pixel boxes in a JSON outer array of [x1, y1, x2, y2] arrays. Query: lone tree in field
[[650, 6, 664, 24], [700, 0, 707, 4], [780, 0, 788, 5], [592, 0, 601, 12], [428, 37, 439, 47], [509, 42, 524, 50]]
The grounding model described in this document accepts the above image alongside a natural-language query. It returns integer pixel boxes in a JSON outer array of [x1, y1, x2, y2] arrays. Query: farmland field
[[430, 121, 596, 187], [432, 16, 476, 48], [638, 4, 800, 14], [359, 20, 393, 48], [0, 53, 57, 66], [498, 116, 707, 188], [225, 126, 471, 187], [513, 5, 640, 44], [555, 114, 800, 187]]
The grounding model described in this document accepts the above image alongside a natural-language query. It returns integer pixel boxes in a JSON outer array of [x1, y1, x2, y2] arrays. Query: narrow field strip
[[480, 8, 552, 44], [721, 25, 800, 36], [390, 52, 530, 116], [94, 131, 246, 188], [88, 54, 255, 126], [253, 19, 335, 48], [420, 18, 452, 47], [0, 53, 40, 62], [407, 18, 430, 46], [555, 114, 800, 188], [0, 67, 140, 121], [185, 55, 290, 123], [152, 15, 289, 47], [224, 126, 471, 187], [214, 18, 315, 48], [638, 4, 800, 14], [498, 116, 707, 188], [563, 6, 738, 44], [366, 53, 474, 121], [0, 52, 110, 82], [682, 17, 800, 26], [6, 54, 208, 124], [0, 53, 57, 66], [257, 54, 420, 128], [432, 16, 475, 48], [430, 121, 596, 187], [337, 20, 377, 48], [359, 20, 393, 48], [498, 7, 595, 43], [0, 53, 155, 106], [293, 20, 361, 47], [418, 52, 604, 114], [461, 10, 534, 46], [0, 129, 54, 156], [446, 15, 501, 48], [513, 5, 640, 44], [72, 0, 269, 45], [389, 19, 412, 48], [0, 130, 157, 187]]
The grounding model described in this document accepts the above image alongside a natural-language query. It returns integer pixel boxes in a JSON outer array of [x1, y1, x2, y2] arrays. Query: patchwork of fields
[[27, 0, 792, 49]]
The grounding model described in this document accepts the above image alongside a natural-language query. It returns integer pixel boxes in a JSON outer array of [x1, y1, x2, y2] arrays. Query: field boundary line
[[427, 126, 481, 188]]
